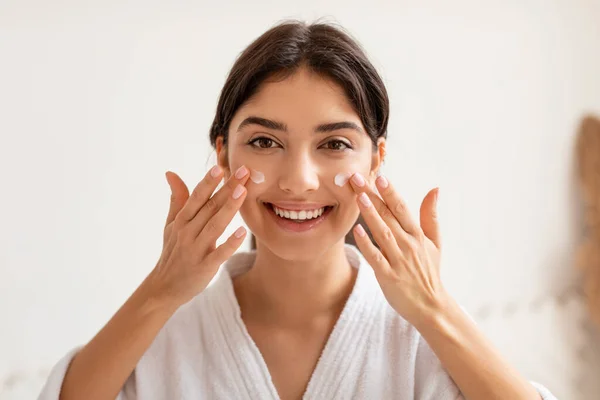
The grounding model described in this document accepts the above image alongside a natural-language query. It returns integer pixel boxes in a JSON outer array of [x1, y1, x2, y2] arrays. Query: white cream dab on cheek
[[250, 169, 265, 184], [334, 172, 351, 187]]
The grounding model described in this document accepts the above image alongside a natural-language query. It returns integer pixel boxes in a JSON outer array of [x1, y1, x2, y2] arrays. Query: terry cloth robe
[[38, 244, 558, 400]]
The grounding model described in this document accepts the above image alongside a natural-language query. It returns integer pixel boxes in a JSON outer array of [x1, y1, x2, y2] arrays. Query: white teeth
[[272, 205, 326, 220]]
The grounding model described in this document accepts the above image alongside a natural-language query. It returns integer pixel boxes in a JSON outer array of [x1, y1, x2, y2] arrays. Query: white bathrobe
[[38, 245, 557, 399]]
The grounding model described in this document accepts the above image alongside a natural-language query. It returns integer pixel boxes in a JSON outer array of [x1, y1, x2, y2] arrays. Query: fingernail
[[232, 184, 245, 199], [376, 175, 388, 189], [355, 224, 366, 237], [210, 165, 222, 178], [351, 173, 365, 187], [358, 192, 371, 207], [234, 226, 246, 238], [235, 165, 249, 179]]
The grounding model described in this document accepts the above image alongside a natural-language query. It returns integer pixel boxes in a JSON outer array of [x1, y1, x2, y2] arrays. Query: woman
[[40, 20, 557, 400]]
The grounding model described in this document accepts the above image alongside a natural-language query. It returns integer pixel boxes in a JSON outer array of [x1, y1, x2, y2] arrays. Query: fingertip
[[234, 165, 250, 180], [376, 175, 389, 190], [357, 192, 372, 208], [232, 184, 246, 200], [354, 223, 367, 238], [350, 172, 366, 188], [210, 165, 222, 179], [233, 226, 246, 239]]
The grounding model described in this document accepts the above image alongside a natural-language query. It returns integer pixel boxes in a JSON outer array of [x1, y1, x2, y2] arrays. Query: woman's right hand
[[144, 165, 250, 308]]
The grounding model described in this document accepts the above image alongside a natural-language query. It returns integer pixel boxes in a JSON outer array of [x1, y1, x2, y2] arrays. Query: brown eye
[[249, 137, 278, 149], [322, 139, 351, 151]]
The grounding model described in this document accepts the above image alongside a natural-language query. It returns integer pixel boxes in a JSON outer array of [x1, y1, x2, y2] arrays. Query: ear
[[369, 137, 386, 181], [215, 136, 231, 179]]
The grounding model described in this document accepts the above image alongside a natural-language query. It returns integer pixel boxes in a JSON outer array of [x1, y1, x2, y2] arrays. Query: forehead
[[231, 67, 362, 130]]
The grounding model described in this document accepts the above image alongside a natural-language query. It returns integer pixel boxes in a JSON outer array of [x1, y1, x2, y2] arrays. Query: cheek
[[227, 146, 274, 181], [326, 154, 372, 187]]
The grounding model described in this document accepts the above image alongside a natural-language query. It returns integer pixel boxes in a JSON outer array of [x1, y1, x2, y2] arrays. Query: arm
[[346, 173, 557, 400], [49, 166, 250, 400], [414, 294, 546, 400], [58, 280, 179, 400]]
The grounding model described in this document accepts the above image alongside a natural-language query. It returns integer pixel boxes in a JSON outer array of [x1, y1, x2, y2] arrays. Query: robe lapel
[[302, 247, 386, 399], [211, 245, 385, 400]]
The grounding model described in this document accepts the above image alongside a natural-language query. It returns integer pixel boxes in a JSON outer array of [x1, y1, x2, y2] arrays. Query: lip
[[267, 201, 332, 211], [263, 202, 334, 233]]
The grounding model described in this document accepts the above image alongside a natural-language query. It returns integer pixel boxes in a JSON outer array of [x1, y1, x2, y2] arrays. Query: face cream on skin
[[250, 169, 265, 184], [334, 172, 352, 187]]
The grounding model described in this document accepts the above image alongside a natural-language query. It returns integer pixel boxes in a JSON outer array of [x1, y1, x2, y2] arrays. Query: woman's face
[[217, 67, 384, 261]]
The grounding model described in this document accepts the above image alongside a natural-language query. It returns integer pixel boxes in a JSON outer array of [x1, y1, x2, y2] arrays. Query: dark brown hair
[[208, 19, 388, 249]]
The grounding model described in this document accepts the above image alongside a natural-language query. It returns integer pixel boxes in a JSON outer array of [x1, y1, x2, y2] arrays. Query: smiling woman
[[209, 35, 387, 258], [38, 19, 558, 400]]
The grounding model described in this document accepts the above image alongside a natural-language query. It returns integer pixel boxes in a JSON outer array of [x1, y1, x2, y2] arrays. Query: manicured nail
[[210, 165, 222, 178], [358, 192, 371, 207], [232, 184, 245, 199], [351, 173, 365, 187], [334, 172, 352, 187], [234, 226, 246, 238], [235, 165, 249, 179], [376, 175, 388, 189], [355, 224, 366, 237]]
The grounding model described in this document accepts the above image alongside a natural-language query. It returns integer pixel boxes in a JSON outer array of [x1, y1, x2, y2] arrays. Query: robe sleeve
[[412, 306, 559, 399], [413, 334, 558, 399], [37, 346, 135, 400]]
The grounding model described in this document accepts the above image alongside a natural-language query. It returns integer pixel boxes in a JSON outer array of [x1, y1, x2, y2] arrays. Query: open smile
[[262, 202, 335, 233]]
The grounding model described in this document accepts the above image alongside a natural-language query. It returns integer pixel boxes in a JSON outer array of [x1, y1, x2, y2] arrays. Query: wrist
[[412, 288, 458, 333], [134, 276, 183, 318]]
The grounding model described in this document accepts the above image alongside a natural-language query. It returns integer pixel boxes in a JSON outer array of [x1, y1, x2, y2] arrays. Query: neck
[[232, 240, 357, 328]]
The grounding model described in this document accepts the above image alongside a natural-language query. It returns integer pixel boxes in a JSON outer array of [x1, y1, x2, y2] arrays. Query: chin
[[256, 234, 345, 262]]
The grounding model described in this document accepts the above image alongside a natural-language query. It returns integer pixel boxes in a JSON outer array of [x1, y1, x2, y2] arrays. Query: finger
[[374, 175, 421, 236], [203, 226, 247, 272], [355, 190, 403, 262], [191, 165, 250, 233], [352, 223, 391, 277], [348, 173, 411, 246], [194, 183, 247, 243], [420, 187, 441, 248], [177, 165, 224, 222], [165, 171, 190, 226]]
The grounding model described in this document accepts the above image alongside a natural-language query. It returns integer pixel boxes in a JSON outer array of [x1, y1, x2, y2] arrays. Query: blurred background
[[1, 0, 599, 398]]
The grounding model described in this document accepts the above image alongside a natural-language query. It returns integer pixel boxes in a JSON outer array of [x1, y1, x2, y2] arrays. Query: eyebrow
[[237, 116, 364, 134]]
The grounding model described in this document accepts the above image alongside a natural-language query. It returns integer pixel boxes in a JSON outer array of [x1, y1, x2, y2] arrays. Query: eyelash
[[247, 136, 353, 151]]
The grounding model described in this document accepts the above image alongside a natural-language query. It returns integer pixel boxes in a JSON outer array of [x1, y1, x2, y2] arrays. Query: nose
[[277, 152, 320, 195]]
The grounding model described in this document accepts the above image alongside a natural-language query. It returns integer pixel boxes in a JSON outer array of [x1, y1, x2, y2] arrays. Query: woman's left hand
[[348, 172, 449, 328]]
